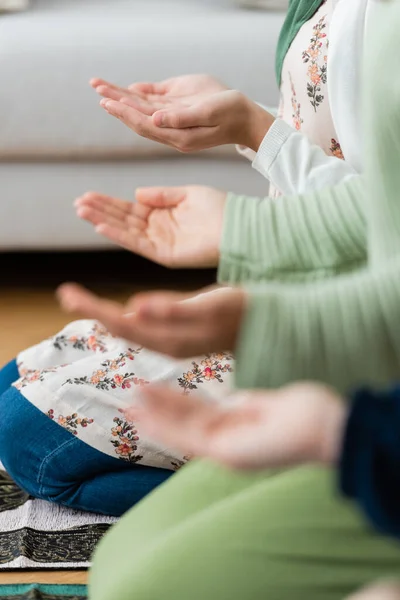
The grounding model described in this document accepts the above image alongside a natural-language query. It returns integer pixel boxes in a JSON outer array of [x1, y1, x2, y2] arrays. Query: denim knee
[[0, 359, 19, 396]]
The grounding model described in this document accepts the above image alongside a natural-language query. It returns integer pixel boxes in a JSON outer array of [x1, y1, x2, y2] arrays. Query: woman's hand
[[91, 76, 274, 153], [57, 285, 247, 358], [75, 186, 227, 268], [125, 382, 347, 470], [90, 74, 229, 112]]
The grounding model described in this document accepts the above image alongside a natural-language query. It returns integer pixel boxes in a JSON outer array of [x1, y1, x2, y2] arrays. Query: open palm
[[90, 74, 229, 116], [75, 186, 227, 268], [124, 383, 346, 470]]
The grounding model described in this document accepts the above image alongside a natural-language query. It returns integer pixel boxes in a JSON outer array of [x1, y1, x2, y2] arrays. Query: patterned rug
[[0, 585, 86, 599], [0, 471, 117, 570]]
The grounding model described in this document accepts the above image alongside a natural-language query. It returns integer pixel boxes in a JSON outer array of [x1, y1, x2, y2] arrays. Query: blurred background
[[0, 0, 286, 364]]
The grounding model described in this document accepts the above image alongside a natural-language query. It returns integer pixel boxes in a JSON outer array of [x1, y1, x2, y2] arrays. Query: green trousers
[[89, 461, 400, 600]]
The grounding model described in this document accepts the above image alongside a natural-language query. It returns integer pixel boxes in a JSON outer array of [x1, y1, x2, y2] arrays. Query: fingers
[[131, 202, 153, 221], [95, 223, 156, 258], [128, 81, 167, 95], [100, 99, 161, 140], [75, 191, 151, 225], [57, 284, 128, 335], [129, 289, 207, 322], [56, 285, 159, 350], [75, 192, 138, 231], [153, 105, 212, 129], [75, 191, 131, 218], [90, 79, 132, 98], [57, 284, 149, 344], [126, 386, 256, 467], [91, 79, 170, 104], [100, 99, 208, 152], [76, 205, 128, 231], [119, 95, 167, 116], [58, 284, 217, 358], [135, 187, 186, 208], [95, 85, 126, 102], [76, 194, 150, 227], [126, 386, 214, 455], [90, 77, 108, 89]]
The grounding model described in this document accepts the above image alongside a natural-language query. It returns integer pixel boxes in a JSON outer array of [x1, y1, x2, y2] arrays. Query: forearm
[[235, 258, 400, 392], [218, 177, 366, 285]]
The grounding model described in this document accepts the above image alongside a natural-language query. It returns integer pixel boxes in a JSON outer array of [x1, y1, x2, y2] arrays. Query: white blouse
[[270, 0, 343, 198]]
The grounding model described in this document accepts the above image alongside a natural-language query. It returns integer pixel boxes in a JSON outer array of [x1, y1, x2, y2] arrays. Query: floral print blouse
[[13, 319, 234, 471], [270, 0, 344, 198]]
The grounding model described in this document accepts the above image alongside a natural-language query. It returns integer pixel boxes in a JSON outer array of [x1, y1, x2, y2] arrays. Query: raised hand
[[57, 284, 246, 358], [90, 76, 274, 153], [90, 74, 229, 116], [123, 382, 346, 470], [75, 186, 227, 268]]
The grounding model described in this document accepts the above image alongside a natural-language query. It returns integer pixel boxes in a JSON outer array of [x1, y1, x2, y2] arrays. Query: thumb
[[153, 106, 211, 129], [135, 186, 186, 208]]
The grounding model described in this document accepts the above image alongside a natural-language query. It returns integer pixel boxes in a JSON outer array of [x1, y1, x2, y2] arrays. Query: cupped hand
[[75, 186, 227, 268], [90, 74, 229, 116], [124, 382, 347, 470], [57, 284, 246, 359], [92, 77, 273, 153]]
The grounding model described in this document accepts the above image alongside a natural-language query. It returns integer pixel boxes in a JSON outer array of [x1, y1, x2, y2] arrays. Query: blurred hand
[[75, 186, 227, 268], [124, 382, 346, 470], [90, 74, 229, 113], [57, 284, 246, 358], [346, 582, 400, 600], [91, 75, 274, 153]]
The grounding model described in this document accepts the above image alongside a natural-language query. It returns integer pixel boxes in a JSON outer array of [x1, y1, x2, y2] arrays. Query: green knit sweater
[[218, 1, 400, 394]]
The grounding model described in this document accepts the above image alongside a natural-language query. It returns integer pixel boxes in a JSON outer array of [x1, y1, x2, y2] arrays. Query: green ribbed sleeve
[[218, 177, 366, 284], [234, 1, 400, 393], [236, 262, 400, 392]]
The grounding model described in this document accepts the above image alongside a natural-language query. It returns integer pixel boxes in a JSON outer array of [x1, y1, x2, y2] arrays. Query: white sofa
[[0, 0, 285, 250]]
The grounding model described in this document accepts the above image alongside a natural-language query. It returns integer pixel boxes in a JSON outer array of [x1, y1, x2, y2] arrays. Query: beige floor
[[0, 287, 130, 366], [0, 288, 133, 586]]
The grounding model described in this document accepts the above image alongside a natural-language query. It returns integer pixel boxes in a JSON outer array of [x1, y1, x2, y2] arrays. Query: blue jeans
[[0, 360, 172, 517]]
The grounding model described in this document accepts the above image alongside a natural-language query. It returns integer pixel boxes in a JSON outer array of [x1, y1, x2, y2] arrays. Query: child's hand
[[90, 74, 229, 114], [124, 382, 347, 470], [75, 186, 227, 268], [57, 285, 246, 358], [92, 77, 274, 153]]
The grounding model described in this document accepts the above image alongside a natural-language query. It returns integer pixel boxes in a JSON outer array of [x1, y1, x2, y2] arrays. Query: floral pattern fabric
[[270, 0, 344, 201], [14, 319, 235, 472]]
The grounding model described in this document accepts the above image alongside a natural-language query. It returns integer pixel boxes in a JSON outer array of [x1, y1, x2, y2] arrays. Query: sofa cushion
[[0, 0, 29, 12], [0, 0, 284, 159]]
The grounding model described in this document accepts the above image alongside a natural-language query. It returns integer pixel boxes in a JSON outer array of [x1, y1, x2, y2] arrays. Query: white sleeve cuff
[[235, 144, 257, 162], [252, 119, 293, 181]]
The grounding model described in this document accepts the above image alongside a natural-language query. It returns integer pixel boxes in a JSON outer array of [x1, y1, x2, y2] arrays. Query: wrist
[[317, 397, 348, 466], [241, 99, 274, 152]]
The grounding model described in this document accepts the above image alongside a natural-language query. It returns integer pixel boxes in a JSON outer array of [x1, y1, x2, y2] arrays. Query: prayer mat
[[0, 471, 116, 570], [0, 584, 86, 599]]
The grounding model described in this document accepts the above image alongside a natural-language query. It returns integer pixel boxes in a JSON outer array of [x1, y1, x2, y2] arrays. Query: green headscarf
[[275, 0, 325, 86]]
